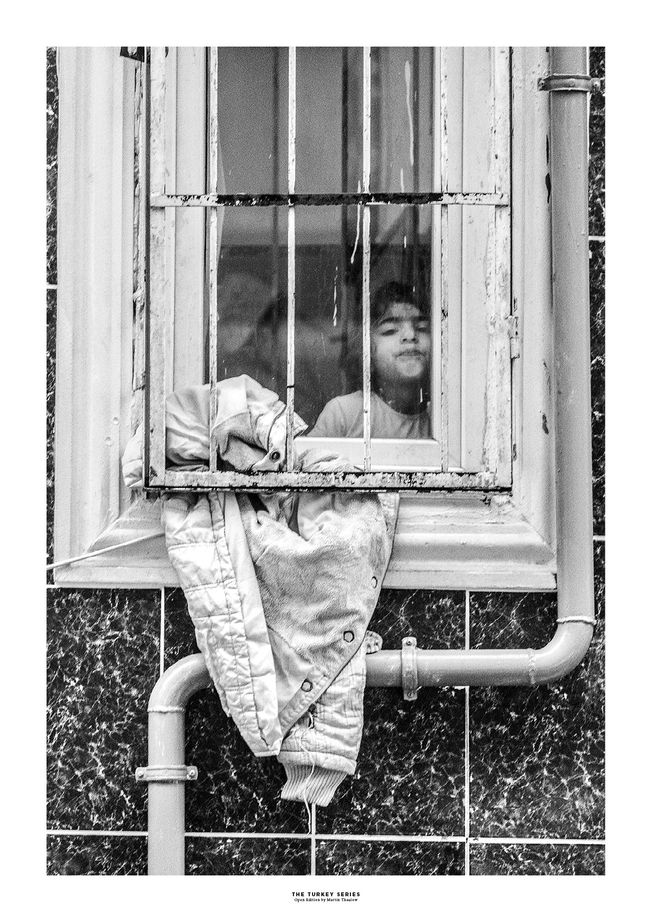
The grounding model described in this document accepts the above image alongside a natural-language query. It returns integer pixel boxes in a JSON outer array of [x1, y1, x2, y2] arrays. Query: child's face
[[371, 301, 431, 389]]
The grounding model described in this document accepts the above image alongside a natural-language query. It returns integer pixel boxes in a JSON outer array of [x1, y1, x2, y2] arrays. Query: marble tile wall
[[46, 47, 605, 875]]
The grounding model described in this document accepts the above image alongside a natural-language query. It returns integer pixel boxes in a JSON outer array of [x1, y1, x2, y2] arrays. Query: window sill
[[53, 493, 555, 591]]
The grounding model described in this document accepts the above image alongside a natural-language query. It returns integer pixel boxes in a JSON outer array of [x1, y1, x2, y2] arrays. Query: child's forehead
[[374, 301, 427, 324]]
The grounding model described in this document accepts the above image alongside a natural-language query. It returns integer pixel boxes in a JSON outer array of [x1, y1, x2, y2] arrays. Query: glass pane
[[370, 48, 435, 194], [295, 48, 363, 194], [369, 204, 434, 450], [293, 205, 362, 430], [217, 48, 288, 194], [204, 206, 288, 396]]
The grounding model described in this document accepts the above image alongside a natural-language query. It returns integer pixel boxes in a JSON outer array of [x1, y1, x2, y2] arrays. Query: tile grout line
[[159, 588, 165, 677], [310, 805, 317, 874], [464, 590, 471, 875], [45, 830, 606, 846]]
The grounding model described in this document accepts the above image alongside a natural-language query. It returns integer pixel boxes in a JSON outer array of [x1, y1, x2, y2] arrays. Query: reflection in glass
[[293, 206, 362, 428], [204, 207, 288, 397], [293, 205, 434, 438], [368, 204, 433, 440]]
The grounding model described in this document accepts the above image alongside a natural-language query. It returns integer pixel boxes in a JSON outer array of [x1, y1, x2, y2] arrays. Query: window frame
[[144, 46, 513, 492], [53, 46, 556, 591]]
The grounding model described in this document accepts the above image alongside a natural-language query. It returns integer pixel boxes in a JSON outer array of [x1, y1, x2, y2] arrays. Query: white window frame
[[54, 46, 556, 590]]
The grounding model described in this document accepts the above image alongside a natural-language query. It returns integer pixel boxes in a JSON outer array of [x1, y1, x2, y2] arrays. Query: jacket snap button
[[301, 679, 313, 692], [343, 630, 354, 643], [269, 450, 281, 461], [371, 576, 378, 588]]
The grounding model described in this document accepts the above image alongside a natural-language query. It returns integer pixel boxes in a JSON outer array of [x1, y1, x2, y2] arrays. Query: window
[[143, 47, 513, 491], [54, 47, 556, 589]]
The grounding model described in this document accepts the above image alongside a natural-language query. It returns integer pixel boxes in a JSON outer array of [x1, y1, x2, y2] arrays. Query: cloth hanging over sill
[[122, 375, 399, 806]]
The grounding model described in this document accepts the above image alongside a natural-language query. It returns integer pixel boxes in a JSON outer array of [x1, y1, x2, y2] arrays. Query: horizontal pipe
[[365, 623, 594, 686]]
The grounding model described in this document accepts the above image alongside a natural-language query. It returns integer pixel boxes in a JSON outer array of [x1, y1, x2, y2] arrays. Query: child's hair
[[371, 281, 426, 326]]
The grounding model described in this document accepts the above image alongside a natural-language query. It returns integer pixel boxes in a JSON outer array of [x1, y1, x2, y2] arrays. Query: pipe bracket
[[135, 764, 198, 783], [401, 637, 419, 701], [538, 74, 601, 94], [556, 615, 596, 625]]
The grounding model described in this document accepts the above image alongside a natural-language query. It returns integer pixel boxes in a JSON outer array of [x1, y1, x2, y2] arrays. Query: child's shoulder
[[328, 390, 363, 410], [310, 390, 364, 437]]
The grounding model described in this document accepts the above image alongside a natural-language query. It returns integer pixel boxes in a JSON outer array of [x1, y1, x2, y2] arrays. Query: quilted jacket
[[122, 375, 398, 806]]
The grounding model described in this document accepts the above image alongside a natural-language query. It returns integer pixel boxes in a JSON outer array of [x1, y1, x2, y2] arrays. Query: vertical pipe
[[286, 47, 297, 471], [145, 655, 212, 875], [362, 46, 372, 470], [549, 46, 595, 626], [147, 710, 186, 875], [207, 48, 219, 472]]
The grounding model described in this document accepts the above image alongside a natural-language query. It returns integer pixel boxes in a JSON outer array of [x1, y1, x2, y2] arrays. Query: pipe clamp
[[538, 74, 601, 94], [401, 637, 419, 701], [135, 764, 198, 783]]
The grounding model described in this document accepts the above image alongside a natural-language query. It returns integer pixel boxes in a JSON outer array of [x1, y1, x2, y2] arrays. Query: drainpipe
[[140, 46, 595, 872], [368, 46, 596, 685], [136, 656, 212, 875]]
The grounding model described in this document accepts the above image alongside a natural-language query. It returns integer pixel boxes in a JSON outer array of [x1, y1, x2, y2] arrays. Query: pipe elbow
[[531, 621, 594, 684], [148, 653, 211, 711]]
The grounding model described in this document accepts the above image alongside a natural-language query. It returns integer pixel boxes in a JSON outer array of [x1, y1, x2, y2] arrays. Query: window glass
[[217, 47, 288, 194], [203, 206, 288, 395], [370, 47, 435, 194], [293, 205, 362, 428], [296, 48, 363, 194]]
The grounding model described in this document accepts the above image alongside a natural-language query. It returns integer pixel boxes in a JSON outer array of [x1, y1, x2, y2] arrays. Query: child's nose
[[400, 323, 418, 341]]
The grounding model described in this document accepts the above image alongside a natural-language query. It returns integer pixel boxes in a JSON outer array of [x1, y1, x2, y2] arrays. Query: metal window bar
[[164, 48, 177, 400], [131, 53, 147, 435], [362, 46, 371, 471], [151, 191, 508, 207], [439, 48, 450, 472], [144, 46, 511, 492], [207, 47, 220, 472], [145, 46, 168, 484], [286, 46, 296, 472]]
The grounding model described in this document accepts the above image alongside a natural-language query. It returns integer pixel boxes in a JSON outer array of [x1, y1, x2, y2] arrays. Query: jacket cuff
[[280, 764, 348, 806]]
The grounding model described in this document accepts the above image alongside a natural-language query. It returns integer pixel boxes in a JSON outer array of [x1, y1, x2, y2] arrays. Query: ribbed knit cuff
[[280, 764, 348, 806]]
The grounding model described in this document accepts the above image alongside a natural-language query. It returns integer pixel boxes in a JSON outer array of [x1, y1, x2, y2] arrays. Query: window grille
[[142, 47, 513, 492]]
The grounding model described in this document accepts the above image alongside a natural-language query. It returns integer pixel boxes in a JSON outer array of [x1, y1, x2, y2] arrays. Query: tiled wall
[[46, 48, 605, 876]]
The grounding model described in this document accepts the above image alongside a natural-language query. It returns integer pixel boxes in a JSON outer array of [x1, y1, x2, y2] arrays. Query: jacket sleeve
[[276, 642, 367, 806]]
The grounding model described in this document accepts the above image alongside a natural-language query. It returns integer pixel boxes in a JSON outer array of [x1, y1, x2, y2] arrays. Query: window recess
[[142, 46, 513, 492], [54, 47, 556, 590]]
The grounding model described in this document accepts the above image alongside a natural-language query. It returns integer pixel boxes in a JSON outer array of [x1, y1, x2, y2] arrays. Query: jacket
[[123, 375, 398, 805]]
